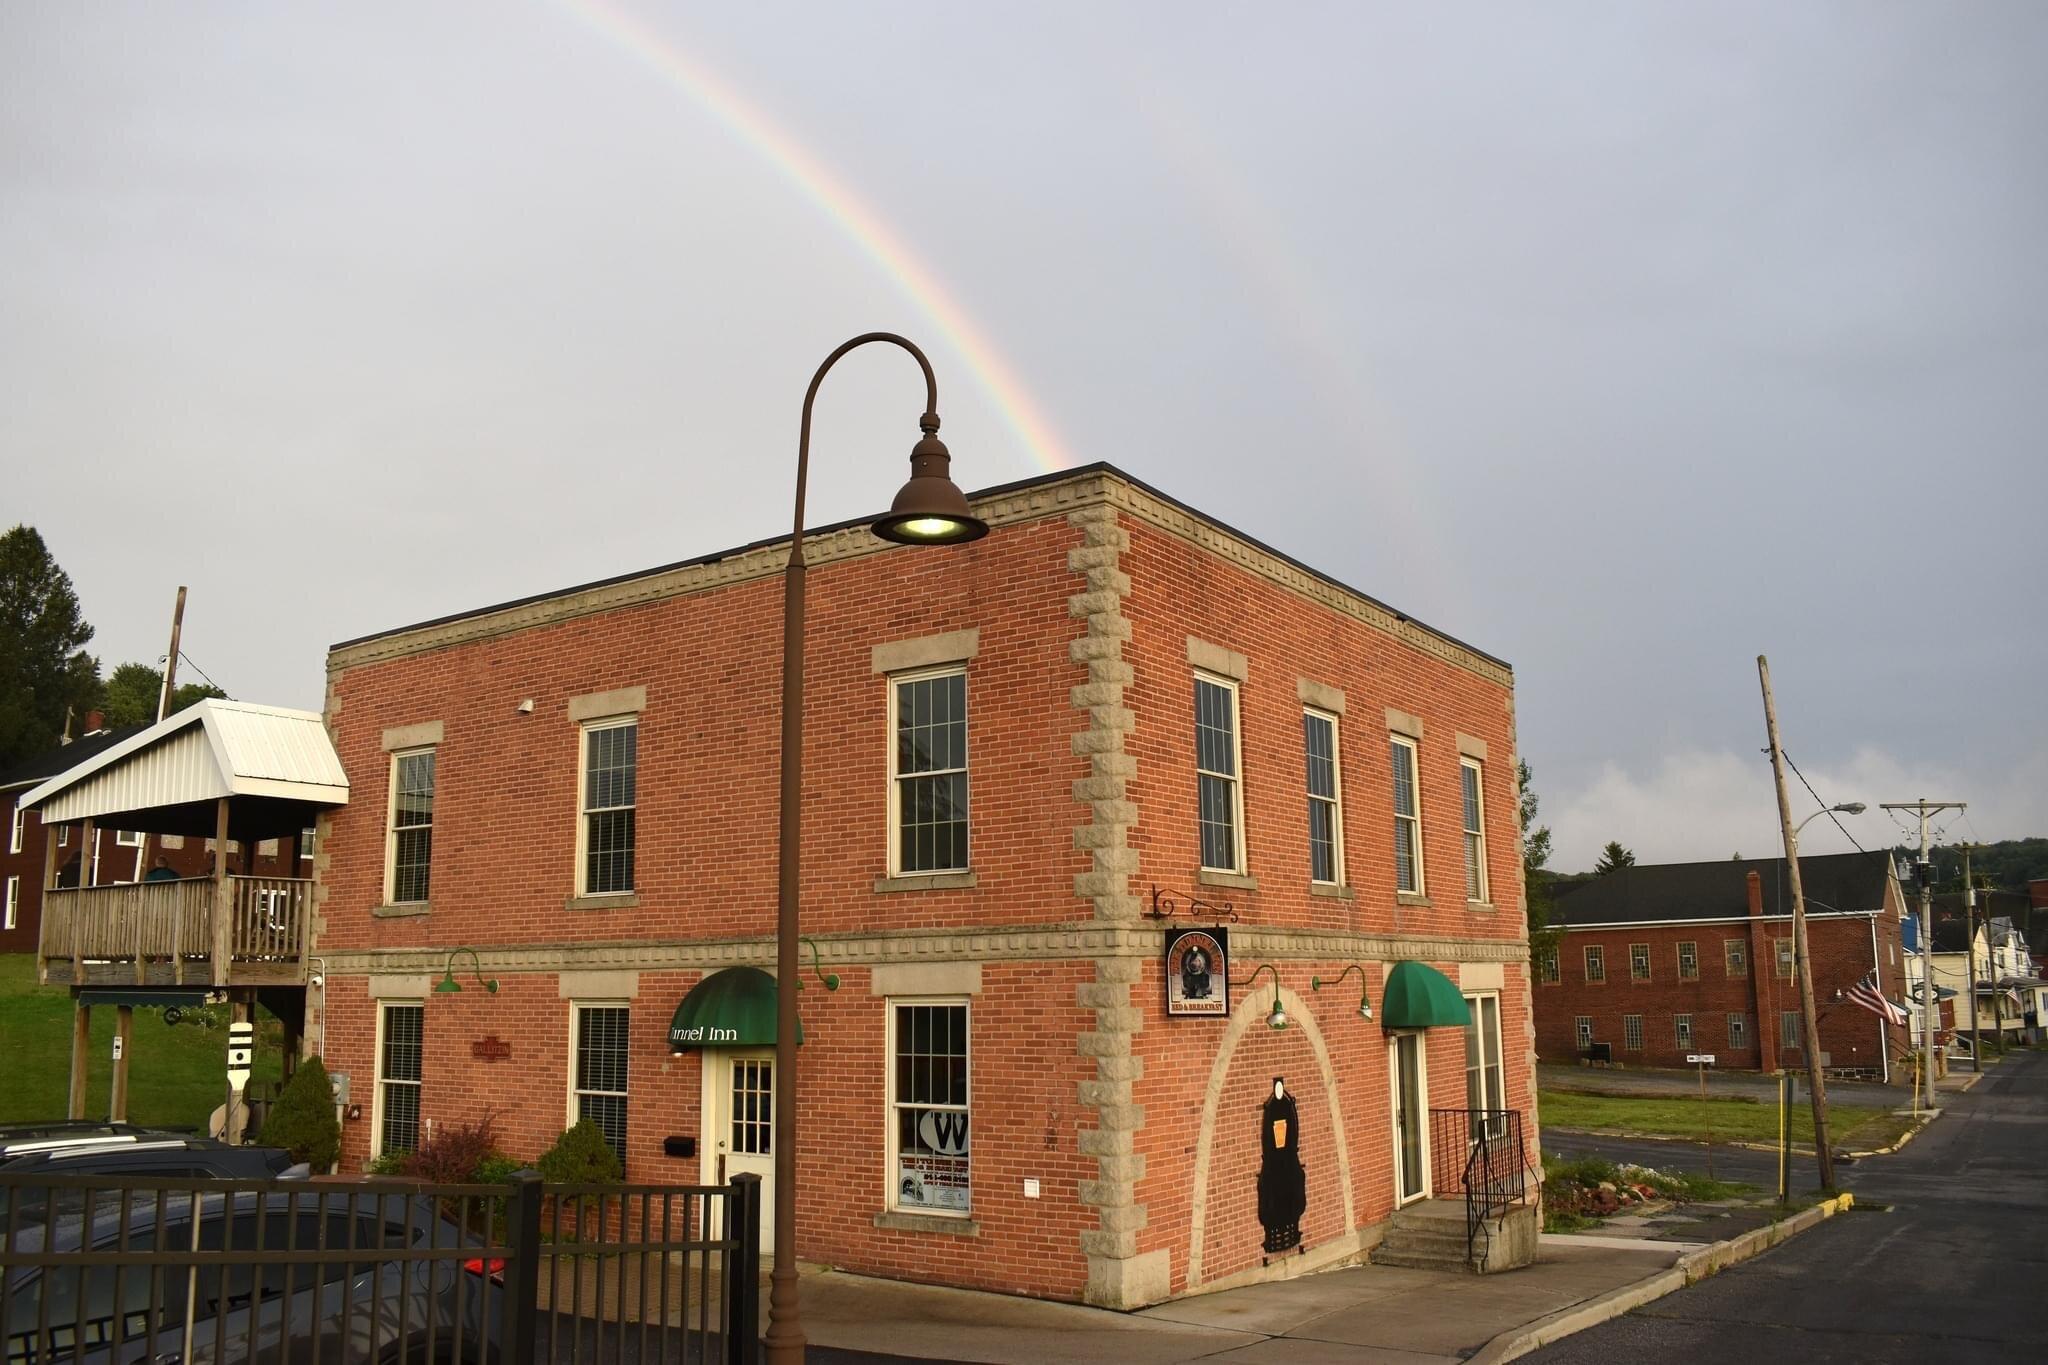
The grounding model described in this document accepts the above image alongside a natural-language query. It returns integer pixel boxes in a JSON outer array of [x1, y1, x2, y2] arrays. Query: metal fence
[[0, 1171, 761, 1365]]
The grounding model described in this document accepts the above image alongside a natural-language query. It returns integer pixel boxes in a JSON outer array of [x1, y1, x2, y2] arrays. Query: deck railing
[[37, 876, 310, 987]]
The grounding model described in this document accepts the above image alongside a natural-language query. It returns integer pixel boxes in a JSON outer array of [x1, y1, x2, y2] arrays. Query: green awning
[[668, 968, 801, 1049], [1380, 961, 1470, 1029]]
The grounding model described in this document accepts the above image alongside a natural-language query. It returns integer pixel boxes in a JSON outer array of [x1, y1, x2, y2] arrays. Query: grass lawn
[[0, 954, 282, 1133], [1541, 1087, 1917, 1152]]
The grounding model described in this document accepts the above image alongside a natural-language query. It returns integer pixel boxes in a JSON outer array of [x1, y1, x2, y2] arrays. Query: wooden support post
[[68, 1001, 92, 1120], [211, 799, 232, 988], [111, 1005, 134, 1120], [224, 993, 251, 1145], [38, 824, 60, 985]]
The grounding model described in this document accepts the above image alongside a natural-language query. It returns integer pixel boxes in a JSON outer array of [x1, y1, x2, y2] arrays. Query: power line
[[1780, 750, 1870, 853], [175, 651, 226, 696]]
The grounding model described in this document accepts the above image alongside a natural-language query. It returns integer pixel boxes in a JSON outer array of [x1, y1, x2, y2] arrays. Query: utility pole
[[1757, 656, 1834, 1190], [1963, 844, 1981, 1073], [156, 586, 187, 722], [1881, 798, 1966, 1112]]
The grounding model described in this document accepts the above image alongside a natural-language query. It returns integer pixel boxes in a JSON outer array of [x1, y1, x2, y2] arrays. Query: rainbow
[[548, 0, 1073, 473]]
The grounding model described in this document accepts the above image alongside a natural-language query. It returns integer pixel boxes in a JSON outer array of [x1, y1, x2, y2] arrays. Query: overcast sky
[[4, 1, 2042, 870]]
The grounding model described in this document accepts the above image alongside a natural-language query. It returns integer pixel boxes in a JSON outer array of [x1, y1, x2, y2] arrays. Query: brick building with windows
[[1532, 852, 1910, 1080], [310, 463, 1537, 1307]]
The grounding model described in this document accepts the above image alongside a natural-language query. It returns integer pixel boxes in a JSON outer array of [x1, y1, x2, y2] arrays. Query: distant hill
[[1911, 838, 2048, 893]]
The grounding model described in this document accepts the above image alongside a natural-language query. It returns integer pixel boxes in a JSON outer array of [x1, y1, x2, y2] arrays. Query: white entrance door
[[702, 1050, 776, 1253], [1389, 1033, 1431, 1204]]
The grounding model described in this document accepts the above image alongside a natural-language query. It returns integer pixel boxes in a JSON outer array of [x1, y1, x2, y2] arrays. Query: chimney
[[1747, 870, 1764, 918], [84, 710, 106, 735]]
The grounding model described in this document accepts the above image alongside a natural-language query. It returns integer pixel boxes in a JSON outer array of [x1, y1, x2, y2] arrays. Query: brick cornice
[[323, 469, 1509, 689]]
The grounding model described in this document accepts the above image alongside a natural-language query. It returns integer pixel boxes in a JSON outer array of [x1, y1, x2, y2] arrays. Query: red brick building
[[1, 718, 309, 955], [1533, 852, 1909, 1080], [311, 463, 1536, 1307]]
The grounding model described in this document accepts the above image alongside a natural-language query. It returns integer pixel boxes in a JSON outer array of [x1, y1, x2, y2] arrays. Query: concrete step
[[1369, 1247, 1479, 1272]]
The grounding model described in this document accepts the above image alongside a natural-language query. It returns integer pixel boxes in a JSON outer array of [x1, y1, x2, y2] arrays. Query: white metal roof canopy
[[20, 699, 349, 838]]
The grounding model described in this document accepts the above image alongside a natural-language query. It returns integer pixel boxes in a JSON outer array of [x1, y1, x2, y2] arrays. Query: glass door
[[1390, 1033, 1428, 1203]]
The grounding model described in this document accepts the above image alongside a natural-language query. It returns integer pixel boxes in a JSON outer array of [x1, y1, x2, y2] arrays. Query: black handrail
[[1429, 1108, 1527, 1263]]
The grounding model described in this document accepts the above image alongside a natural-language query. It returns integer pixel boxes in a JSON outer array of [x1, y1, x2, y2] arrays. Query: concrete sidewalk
[[800, 1236, 1690, 1364]]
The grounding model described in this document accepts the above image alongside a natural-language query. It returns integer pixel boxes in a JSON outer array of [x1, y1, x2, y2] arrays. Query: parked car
[[0, 1136, 300, 1225], [0, 1184, 504, 1363]]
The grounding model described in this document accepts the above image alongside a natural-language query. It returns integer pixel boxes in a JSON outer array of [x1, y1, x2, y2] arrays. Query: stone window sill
[[872, 871, 979, 894], [873, 1210, 980, 1237], [564, 893, 639, 911], [373, 903, 430, 918], [1466, 900, 1496, 914], [1309, 883, 1356, 901], [1395, 892, 1432, 908], [1197, 869, 1258, 891]]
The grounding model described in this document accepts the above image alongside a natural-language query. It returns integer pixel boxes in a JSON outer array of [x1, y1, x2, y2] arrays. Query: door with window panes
[[703, 1051, 776, 1252], [1464, 993, 1506, 1140]]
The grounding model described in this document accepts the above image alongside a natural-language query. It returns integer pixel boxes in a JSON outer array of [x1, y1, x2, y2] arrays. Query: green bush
[[366, 1150, 410, 1176], [473, 1152, 525, 1185], [535, 1120, 622, 1184], [260, 1056, 341, 1170]]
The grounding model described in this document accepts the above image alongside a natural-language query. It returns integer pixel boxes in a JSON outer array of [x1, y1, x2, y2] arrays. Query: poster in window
[[1166, 927, 1229, 1017], [897, 1109, 970, 1211]]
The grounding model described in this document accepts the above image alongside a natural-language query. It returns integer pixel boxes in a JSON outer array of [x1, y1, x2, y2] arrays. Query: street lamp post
[[766, 334, 987, 1364]]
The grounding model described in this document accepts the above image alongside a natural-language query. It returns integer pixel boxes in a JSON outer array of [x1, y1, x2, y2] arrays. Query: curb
[[1467, 1192, 1855, 1365], [1844, 1106, 1938, 1158]]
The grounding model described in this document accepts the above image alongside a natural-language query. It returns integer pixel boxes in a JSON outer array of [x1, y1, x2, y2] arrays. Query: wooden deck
[[38, 876, 310, 988]]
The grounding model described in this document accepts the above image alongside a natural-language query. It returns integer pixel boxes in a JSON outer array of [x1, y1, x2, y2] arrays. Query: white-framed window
[[1629, 943, 1651, 981], [4, 875, 18, 931], [1674, 1014, 1694, 1050], [1459, 758, 1487, 902], [578, 718, 637, 896], [300, 826, 316, 863], [7, 805, 21, 855], [1724, 939, 1746, 977], [114, 829, 142, 847], [1574, 1016, 1594, 1051], [1728, 1013, 1749, 1049], [1463, 993, 1505, 1124], [1781, 1010, 1802, 1049], [376, 1002, 424, 1157], [1194, 675, 1244, 872], [889, 668, 969, 876], [1623, 1013, 1644, 1051], [1584, 945, 1605, 983], [1775, 937, 1795, 980], [1677, 941, 1699, 980], [1390, 734, 1422, 893], [1538, 947, 1560, 984], [1303, 709, 1343, 884], [385, 748, 434, 905], [888, 998, 970, 1215], [55, 825, 68, 846], [572, 1004, 631, 1170]]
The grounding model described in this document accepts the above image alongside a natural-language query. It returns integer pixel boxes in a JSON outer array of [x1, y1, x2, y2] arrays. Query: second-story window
[[387, 748, 434, 905], [1460, 758, 1487, 902], [1724, 939, 1747, 977], [891, 669, 969, 875], [1584, 944, 1605, 982], [1677, 941, 1699, 980], [8, 805, 21, 854], [1195, 675, 1243, 872], [1303, 709, 1342, 884], [1630, 943, 1651, 981], [580, 719, 637, 895], [1390, 735, 1422, 894]]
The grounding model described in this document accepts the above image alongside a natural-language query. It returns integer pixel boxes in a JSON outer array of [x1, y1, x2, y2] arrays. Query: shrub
[[473, 1152, 525, 1186], [260, 1056, 341, 1171], [535, 1121, 622, 1184], [367, 1150, 410, 1176], [403, 1110, 503, 1184]]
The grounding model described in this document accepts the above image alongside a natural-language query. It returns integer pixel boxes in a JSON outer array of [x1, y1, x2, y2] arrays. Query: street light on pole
[[766, 334, 986, 1364]]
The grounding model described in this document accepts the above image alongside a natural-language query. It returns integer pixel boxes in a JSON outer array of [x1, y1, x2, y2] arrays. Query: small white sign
[[226, 1021, 254, 1091], [1022, 1178, 1041, 1200], [1686, 1053, 1716, 1065], [111, 1035, 123, 1062]]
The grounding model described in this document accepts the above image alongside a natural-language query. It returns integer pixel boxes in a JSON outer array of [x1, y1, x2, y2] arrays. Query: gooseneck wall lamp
[[767, 334, 985, 1365], [1233, 964, 1290, 1030], [1313, 964, 1374, 1019], [433, 947, 498, 995]]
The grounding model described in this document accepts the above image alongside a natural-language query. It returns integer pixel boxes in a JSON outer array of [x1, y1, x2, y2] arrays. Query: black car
[[0, 1137, 301, 1225], [1, 1183, 504, 1364]]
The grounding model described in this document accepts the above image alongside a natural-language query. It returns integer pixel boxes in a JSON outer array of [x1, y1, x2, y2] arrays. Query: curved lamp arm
[[1230, 963, 1289, 1029], [791, 333, 940, 551], [1312, 963, 1373, 1019]]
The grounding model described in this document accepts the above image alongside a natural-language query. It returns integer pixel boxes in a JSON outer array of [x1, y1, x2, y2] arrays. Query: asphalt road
[[1542, 1127, 1822, 1195], [1527, 1049, 2047, 1364]]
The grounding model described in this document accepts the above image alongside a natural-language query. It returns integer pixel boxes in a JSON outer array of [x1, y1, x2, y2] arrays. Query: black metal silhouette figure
[[1258, 1077, 1305, 1256]]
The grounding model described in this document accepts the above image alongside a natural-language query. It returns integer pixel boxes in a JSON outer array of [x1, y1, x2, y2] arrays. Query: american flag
[[1847, 971, 1909, 1027]]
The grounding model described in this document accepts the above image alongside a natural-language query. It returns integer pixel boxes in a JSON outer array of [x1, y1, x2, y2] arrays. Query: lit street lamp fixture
[[766, 333, 986, 1364]]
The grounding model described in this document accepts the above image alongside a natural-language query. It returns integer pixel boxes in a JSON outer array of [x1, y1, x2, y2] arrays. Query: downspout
[[1869, 914, 1887, 1085]]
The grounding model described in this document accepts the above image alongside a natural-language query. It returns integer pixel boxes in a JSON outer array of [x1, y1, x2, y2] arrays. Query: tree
[[100, 660, 225, 727], [0, 526, 99, 766], [1520, 761, 1563, 960], [1594, 841, 1637, 875], [260, 1055, 341, 1171]]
